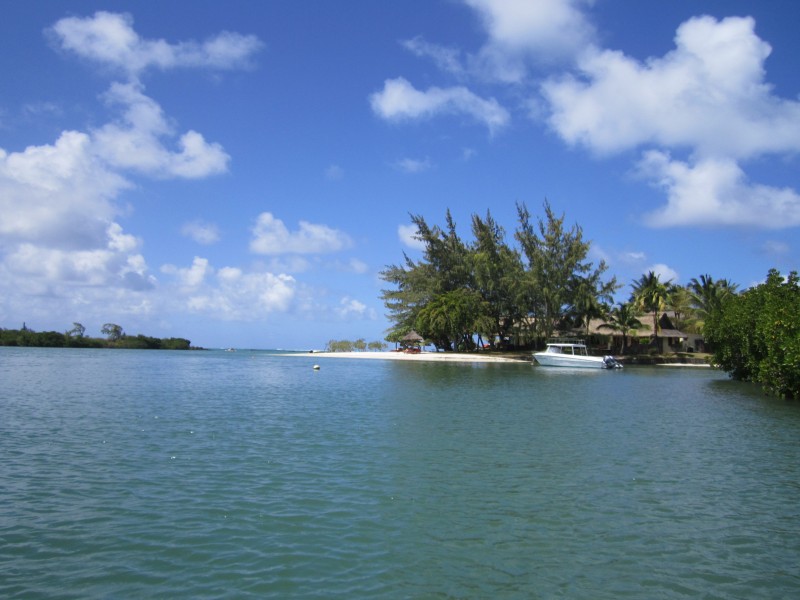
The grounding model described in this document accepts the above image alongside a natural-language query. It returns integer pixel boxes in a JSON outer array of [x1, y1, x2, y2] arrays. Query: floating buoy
[[313, 364, 320, 370]]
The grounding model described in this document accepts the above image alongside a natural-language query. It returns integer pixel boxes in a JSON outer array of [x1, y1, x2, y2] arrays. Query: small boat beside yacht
[[533, 340, 622, 369]]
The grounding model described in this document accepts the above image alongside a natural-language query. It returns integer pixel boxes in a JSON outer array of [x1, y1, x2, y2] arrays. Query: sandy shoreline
[[287, 351, 530, 364], [282, 351, 711, 367]]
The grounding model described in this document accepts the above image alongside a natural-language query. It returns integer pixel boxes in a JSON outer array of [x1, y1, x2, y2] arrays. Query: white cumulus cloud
[[638, 151, 800, 229], [161, 256, 211, 288], [538, 14, 800, 230], [93, 82, 229, 178], [542, 16, 800, 159], [465, 0, 596, 80], [648, 263, 679, 285], [186, 268, 296, 318], [249, 212, 353, 255], [336, 296, 369, 319], [0, 81, 229, 302], [398, 224, 426, 250], [158, 259, 298, 319], [1, 13, 243, 326], [0, 130, 128, 248], [3, 222, 151, 291]]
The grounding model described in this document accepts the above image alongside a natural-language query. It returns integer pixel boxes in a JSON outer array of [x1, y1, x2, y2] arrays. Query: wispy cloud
[[620, 251, 647, 264], [324, 164, 344, 180], [181, 220, 220, 245], [49, 11, 262, 78], [402, 36, 465, 77], [392, 157, 433, 174], [335, 296, 370, 319], [22, 102, 63, 119], [333, 258, 369, 274], [761, 240, 790, 257], [370, 77, 509, 134]]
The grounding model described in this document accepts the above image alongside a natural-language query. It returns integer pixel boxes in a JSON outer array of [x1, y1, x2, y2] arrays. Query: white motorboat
[[533, 340, 622, 369]]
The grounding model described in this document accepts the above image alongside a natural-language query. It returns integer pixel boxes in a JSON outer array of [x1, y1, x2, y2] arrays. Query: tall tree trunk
[[653, 311, 659, 351]]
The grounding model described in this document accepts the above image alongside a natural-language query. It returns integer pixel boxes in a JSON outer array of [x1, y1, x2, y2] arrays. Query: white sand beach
[[293, 351, 711, 367], [300, 351, 529, 363]]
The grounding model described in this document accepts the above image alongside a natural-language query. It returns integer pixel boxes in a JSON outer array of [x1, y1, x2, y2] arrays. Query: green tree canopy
[[0, 324, 191, 350], [666, 285, 693, 332], [470, 211, 524, 346], [705, 269, 799, 399], [381, 202, 617, 350], [599, 302, 643, 353], [415, 288, 489, 351], [516, 200, 616, 341], [67, 322, 86, 338], [631, 271, 671, 346], [688, 274, 739, 333], [101, 323, 124, 342]]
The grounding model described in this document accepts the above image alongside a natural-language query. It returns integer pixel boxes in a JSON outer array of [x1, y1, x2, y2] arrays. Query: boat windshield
[[546, 343, 588, 356]]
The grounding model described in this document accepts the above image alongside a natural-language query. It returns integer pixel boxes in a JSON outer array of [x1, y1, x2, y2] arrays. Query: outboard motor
[[603, 356, 623, 369]]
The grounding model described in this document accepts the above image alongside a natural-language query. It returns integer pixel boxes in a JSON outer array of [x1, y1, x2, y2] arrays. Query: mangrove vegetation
[[0, 322, 194, 350], [705, 269, 799, 399]]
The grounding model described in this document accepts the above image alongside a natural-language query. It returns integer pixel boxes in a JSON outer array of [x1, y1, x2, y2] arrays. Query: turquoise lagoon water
[[1, 347, 799, 598]]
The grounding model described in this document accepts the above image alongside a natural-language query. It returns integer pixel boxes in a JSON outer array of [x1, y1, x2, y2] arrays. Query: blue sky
[[1, 1, 798, 349]]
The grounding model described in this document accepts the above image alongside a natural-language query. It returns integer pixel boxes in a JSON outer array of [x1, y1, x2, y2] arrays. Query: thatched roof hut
[[401, 331, 424, 345]]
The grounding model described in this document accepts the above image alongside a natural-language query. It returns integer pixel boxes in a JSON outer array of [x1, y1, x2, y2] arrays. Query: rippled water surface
[[2, 347, 799, 598]]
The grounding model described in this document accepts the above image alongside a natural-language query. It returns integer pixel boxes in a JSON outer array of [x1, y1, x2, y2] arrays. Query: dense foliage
[[325, 339, 387, 352], [704, 269, 800, 399], [631, 271, 670, 346], [0, 323, 193, 350], [380, 202, 617, 350], [379, 201, 761, 359]]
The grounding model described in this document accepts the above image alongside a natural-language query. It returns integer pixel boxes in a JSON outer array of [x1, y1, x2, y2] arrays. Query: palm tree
[[631, 271, 671, 349], [599, 302, 643, 353], [688, 274, 739, 332], [666, 284, 693, 331]]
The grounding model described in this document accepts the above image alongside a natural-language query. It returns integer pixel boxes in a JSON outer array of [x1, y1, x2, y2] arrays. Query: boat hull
[[533, 353, 610, 369]]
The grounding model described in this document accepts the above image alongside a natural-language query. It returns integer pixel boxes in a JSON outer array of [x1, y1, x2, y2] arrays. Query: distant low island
[[0, 322, 197, 350]]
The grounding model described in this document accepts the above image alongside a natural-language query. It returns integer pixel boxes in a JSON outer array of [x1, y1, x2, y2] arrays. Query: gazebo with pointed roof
[[401, 330, 424, 349]]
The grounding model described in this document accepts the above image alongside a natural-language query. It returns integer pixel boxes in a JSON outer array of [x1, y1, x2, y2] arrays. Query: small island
[[375, 204, 799, 399], [0, 322, 198, 350]]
